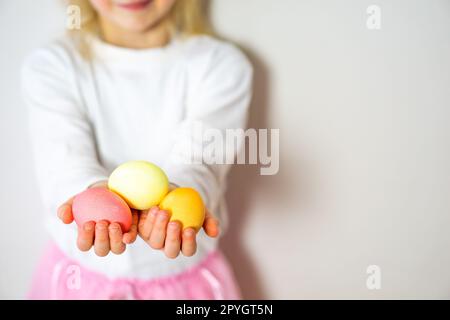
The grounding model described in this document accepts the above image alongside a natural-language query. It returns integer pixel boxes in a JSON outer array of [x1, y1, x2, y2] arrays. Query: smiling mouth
[[116, 0, 152, 11]]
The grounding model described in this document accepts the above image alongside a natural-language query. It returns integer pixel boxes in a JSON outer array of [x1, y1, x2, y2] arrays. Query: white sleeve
[[21, 46, 109, 220], [162, 42, 253, 230]]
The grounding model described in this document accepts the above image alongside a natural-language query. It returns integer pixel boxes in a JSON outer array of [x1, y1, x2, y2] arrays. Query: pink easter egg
[[72, 188, 132, 232]]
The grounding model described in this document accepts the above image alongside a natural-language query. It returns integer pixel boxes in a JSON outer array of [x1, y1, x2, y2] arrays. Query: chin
[[116, 18, 156, 32]]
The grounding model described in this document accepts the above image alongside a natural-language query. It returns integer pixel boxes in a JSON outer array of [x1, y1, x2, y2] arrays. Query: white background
[[1, 0, 449, 299]]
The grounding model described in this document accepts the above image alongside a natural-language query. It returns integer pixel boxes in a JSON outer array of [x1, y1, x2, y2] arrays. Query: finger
[[123, 210, 139, 244], [181, 228, 197, 257], [164, 221, 181, 259], [203, 210, 220, 238], [148, 210, 169, 250], [77, 221, 95, 252], [57, 196, 75, 224], [140, 206, 159, 241], [109, 223, 126, 255], [137, 210, 148, 234], [94, 220, 110, 257]]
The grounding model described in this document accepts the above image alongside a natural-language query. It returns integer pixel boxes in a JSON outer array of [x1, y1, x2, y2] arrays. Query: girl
[[22, 0, 252, 299]]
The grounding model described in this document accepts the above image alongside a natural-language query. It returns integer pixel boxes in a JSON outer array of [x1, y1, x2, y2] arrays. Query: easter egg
[[159, 187, 206, 232], [72, 188, 132, 232], [108, 160, 169, 210]]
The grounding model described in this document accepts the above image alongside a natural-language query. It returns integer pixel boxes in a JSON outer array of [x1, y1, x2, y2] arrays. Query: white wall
[[1, 0, 450, 299], [0, 0, 64, 299]]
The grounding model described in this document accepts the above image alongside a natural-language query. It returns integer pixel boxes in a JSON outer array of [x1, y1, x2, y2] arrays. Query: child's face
[[89, 0, 176, 32]]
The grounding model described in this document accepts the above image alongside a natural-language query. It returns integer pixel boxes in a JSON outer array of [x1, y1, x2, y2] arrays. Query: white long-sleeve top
[[21, 34, 253, 279]]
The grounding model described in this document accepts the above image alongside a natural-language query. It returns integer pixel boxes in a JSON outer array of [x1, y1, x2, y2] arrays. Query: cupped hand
[[57, 182, 138, 257], [137, 206, 220, 259]]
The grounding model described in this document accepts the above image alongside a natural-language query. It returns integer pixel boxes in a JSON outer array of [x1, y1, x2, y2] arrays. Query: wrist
[[169, 182, 179, 191], [88, 180, 109, 189]]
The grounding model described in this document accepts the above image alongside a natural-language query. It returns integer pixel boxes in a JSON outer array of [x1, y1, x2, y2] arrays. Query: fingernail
[[84, 223, 93, 231], [96, 223, 107, 230], [168, 222, 179, 229], [185, 228, 195, 237], [158, 212, 168, 221], [110, 224, 120, 232]]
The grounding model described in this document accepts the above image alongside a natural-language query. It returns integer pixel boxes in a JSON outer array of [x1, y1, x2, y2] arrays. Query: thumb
[[57, 196, 75, 224], [203, 209, 220, 238]]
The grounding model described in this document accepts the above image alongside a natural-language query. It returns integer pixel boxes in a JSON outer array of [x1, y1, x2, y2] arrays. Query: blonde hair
[[66, 0, 212, 57]]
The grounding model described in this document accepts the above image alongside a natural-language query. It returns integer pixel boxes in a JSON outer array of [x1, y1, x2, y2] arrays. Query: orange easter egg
[[159, 187, 205, 232]]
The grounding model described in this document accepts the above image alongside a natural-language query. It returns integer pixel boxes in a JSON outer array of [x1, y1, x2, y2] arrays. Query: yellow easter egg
[[108, 160, 169, 210], [159, 187, 205, 232]]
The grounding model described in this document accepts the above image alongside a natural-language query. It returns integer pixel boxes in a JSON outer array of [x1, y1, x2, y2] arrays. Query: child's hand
[[56, 181, 139, 257], [137, 206, 220, 259]]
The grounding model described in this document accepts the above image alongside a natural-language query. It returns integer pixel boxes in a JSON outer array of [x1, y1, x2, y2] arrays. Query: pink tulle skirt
[[28, 242, 241, 300]]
